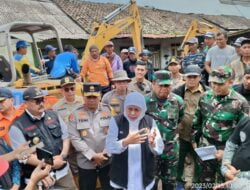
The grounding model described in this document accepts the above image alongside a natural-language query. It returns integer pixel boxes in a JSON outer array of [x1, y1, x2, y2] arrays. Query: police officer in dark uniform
[[9, 87, 76, 190]]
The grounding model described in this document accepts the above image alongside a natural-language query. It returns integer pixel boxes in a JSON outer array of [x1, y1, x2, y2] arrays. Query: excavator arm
[[179, 19, 220, 56], [81, 0, 143, 65]]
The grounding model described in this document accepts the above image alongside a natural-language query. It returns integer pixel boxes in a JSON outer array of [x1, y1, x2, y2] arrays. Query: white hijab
[[123, 92, 147, 128]]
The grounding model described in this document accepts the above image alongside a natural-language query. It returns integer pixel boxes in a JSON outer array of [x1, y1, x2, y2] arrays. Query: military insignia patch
[[90, 86, 95, 92]]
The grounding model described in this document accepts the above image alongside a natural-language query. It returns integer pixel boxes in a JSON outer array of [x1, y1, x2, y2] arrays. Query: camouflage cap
[[166, 56, 180, 67], [209, 66, 232, 84], [153, 70, 172, 85]]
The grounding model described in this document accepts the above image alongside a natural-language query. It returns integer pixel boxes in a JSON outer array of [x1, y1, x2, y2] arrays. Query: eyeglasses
[[31, 97, 44, 105], [63, 87, 75, 92]]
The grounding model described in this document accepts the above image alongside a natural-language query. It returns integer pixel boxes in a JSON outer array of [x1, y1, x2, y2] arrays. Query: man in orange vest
[[0, 88, 23, 145]]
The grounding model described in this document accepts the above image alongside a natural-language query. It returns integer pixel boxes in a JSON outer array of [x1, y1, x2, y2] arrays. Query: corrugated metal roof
[[0, 0, 88, 40]]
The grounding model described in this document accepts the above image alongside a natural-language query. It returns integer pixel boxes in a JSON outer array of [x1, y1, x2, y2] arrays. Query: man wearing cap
[[233, 67, 250, 104], [205, 32, 236, 74], [120, 48, 128, 62], [0, 88, 24, 145], [50, 44, 79, 79], [231, 38, 250, 84], [43, 44, 57, 74], [102, 41, 123, 72], [9, 87, 76, 189], [182, 37, 206, 72], [232, 37, 247, 61], [128, 62, 152, 96], [53, 76, 83, 187], [139, 49, 154, 81], [102, 70, 131, 115], [172, 65, 209, 189], [203, 32, 216, 54], [0, 88, 25, 190], [166, 56, 184, 88], [145, 70, 184, 189], [14, 40, 40, 78], [191, 67, 249, 188], [68, 83, 112, 190], [81, 45, 113, 94], [123, 47, 138, 78]]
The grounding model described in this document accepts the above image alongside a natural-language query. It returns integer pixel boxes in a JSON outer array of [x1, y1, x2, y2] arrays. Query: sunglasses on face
[[31, 97, 44, 105], [63, 87, 75, 92]]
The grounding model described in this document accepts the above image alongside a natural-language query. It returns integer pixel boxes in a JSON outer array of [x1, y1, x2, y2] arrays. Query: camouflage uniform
[[145, 70, 184, 189], [191, 67, 249, 189]]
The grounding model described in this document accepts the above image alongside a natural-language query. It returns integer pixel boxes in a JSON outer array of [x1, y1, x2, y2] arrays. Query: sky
[[82, 0, 250, 18]]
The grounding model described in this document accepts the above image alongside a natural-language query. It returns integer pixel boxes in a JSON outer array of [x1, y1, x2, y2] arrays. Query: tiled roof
[[53, 0, 250, 38]]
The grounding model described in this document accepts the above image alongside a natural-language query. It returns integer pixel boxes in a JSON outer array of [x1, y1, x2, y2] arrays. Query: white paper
[[55, 162, 69, 180], [195, 145, 217, 161]]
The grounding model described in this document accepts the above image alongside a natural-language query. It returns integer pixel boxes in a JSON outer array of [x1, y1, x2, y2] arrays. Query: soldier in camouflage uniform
[[145, 70, 184, 190], [191, 66, 249, 189]]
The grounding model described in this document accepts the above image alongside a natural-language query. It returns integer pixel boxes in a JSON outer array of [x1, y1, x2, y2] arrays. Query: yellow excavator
[[81, 0, 143, 65], [179, 19, 220, 56]]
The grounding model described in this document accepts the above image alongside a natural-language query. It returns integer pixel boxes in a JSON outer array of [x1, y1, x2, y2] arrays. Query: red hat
[[0, 158, 9, 177]]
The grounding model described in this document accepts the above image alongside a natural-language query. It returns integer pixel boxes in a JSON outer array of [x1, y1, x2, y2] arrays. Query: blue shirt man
[[182, 37, 206, 72], [43, 45, 57, 74], [50, 45, 79, 79]]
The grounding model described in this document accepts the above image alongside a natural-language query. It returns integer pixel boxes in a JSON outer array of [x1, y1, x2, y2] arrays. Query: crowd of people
[[1, 31, 250, 190]]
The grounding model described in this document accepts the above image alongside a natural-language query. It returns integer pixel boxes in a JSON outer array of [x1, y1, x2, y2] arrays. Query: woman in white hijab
[[106, 92, 164, 190]]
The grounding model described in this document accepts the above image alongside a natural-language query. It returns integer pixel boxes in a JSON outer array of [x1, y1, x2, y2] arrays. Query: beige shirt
[[172, 74, 185, 88], [178, 84, 204, 142], [68, 105, 112, 169], [53, 96, 83, 123], [101, 89, 129, 115], [128, 78, 152, 96], [231, 58, 250, 85]]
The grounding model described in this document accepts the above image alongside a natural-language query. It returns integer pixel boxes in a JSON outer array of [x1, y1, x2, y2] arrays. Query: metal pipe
[[103, 2, 131, 23]]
